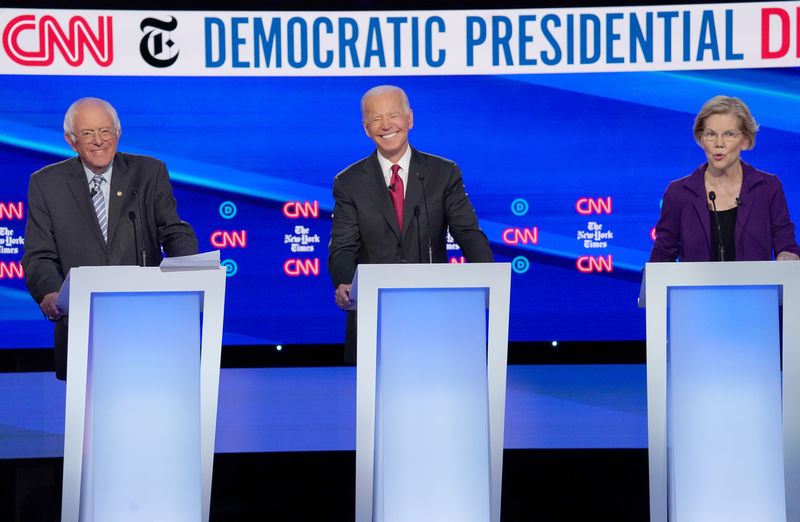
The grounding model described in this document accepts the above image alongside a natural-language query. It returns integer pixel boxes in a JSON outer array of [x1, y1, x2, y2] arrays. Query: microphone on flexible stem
[[414, 206, 422, 263], [130, 189, 147, 267], [709, 191, 726, 261], [416, 172, 433, 264]]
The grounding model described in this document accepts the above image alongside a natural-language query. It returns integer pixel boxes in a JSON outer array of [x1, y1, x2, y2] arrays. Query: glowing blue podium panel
[[89, 292, 202, 522], [643, 262, 800, 522], [668, 286, 784, 521], [61, 266, 226, 522], [354, 263, 511, 522], [376, 288, 489, 521]]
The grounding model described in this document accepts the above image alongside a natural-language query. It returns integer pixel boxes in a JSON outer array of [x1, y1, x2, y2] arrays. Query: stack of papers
[[160, 251, 221, 271]]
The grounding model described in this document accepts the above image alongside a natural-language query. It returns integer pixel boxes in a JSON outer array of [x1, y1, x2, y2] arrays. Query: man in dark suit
[[328, 85, 493, 363], [21, 97, 198, 380]]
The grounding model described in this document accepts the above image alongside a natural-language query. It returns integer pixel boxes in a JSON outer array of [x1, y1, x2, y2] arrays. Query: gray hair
[[693, 95, 759, 147], [63, 97, 121, 140], [361, 85, 411, 121]]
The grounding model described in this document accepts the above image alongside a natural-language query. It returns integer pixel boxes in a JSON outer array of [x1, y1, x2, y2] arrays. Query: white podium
[[643, 261, 800, 522], [60, 266, 226, 522], [353, 263, 511, 522]]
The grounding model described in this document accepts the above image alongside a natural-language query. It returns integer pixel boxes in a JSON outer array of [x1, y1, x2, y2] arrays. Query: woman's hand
[[776, 251, 800, 261]]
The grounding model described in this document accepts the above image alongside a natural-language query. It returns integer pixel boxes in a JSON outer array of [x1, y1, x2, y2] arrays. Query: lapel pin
[[116, 191, 123, 197]]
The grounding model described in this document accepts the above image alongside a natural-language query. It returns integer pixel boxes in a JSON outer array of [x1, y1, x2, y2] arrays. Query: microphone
[[130, 189, 147, 267], [90, 186, 98, 198], [128, 211, 141, 266], [416, 172, 433, 264], [736, 197, 743, 206], [709, 191, 726, 261], [414, 206, 422, 263], [388, 183, 395, 192]]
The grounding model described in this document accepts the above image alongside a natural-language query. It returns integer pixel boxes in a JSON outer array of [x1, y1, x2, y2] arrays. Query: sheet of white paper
[[159, 250, 221, 271], [55, 271, 72, 315]]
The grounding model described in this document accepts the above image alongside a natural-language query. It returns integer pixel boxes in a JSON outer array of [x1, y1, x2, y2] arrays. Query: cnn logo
[[576, 255, 613, 273], [575, 197, 612, 215]]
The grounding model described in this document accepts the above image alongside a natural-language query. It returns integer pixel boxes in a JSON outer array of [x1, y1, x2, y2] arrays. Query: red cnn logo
[[449, 257, 466, 264], [576, 255, 613, 273], [575, 197, 612, 215], [502, 227, 538, 245], [3, 15, 113, 67], [284, 258, 319, 276], [761, 7, 800, 58], [283, 201, 319, 219], [0, 202, 24, 220], [210, 230, 247, 248], [0, 261, 24, 279]]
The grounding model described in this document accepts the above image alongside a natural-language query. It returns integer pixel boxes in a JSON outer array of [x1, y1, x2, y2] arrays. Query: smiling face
[[699, 112, 750, 174], [362, 90, 413, 163], [64, 101, 120, 175]]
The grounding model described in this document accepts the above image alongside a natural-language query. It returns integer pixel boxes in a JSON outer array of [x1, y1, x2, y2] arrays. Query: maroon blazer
[[649, 161, 800, 262]]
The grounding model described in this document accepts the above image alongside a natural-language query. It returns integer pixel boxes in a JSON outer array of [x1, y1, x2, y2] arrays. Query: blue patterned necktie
[[91, 175, 107, 241]]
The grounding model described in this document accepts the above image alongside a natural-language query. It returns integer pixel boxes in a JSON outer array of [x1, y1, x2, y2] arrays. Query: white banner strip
[[1, 3, 799, 76]]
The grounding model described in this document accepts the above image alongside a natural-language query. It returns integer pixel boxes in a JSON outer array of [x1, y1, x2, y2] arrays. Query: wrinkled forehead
[[701, 111, 741, 130], [364, 92, 406, 115], [72, 103, 115, 128]]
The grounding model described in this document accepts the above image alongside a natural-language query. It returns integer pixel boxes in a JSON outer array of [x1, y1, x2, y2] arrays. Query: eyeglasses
[[701, 130, 741, 143], [73, 128, 117, 143]]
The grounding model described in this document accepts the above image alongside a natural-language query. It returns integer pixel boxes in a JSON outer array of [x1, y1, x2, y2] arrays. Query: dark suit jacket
[[21, 152, 198, 379], [328, 147, 493, 362], [649, 161, 800, 262]]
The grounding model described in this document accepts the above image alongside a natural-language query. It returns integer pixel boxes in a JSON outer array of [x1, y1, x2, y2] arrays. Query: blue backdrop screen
[[2, 69, 800, 348]]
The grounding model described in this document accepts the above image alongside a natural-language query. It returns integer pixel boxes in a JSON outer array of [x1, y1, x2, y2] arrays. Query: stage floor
[[0, 364, 646, 459]]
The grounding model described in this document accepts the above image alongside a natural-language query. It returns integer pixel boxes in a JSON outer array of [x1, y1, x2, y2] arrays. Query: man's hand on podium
[[39, 292, 63, 321], [335, 284, 353, 310]]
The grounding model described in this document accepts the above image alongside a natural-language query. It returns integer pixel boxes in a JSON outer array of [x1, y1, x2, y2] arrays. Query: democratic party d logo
[[140, 16, 179, 68]]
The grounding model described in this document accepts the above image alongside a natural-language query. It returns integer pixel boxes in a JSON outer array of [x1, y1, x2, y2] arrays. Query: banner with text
[[1, 3, 799, 76]]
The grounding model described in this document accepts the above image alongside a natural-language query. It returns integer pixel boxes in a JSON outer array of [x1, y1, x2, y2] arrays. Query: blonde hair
[[693, 95, 758, 147]]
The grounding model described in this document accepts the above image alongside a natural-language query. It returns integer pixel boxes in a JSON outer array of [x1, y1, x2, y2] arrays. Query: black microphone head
[[388, 183, 395, 192], [414, 206, 420, 217], [128, 211, 136, 221], [708, 191, 716, 201], [416, 171, 425, 181], [736, 197, 743, 206]]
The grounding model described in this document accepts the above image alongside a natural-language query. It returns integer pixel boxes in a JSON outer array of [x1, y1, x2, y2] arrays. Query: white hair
[[361, 85, 410, 121], [63, 97, 121, 140]]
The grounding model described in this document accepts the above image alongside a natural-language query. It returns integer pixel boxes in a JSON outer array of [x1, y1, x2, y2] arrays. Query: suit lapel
[[107, 154, 130, 244], [402, 149, 423, 238], [362, 152, 402, 239], [65, 159, 107, 249], [734, 162, 760, 247], [685, 165, 712, 256]]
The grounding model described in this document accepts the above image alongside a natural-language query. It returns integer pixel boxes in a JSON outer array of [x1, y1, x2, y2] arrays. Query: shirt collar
[[377, 146, 412, 185], [83, 161, 113, 184]]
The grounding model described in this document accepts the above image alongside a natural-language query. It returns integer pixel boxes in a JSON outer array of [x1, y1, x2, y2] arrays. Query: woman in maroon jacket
[[649, 95, 800, 262]]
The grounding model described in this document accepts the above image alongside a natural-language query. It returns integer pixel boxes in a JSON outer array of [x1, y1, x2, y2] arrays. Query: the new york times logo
[[140, 17, 178, 67]]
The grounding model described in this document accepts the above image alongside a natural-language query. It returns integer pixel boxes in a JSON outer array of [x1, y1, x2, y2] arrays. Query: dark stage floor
[[1, 448, 650, 521]]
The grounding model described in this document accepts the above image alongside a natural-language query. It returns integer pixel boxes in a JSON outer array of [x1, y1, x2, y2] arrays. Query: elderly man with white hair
[[21, 97, 197, 380], [328, 85, 494, 364]]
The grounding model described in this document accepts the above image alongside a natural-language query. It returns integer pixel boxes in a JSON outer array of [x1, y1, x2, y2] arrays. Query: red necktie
[[389, 164, 404, 229]]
